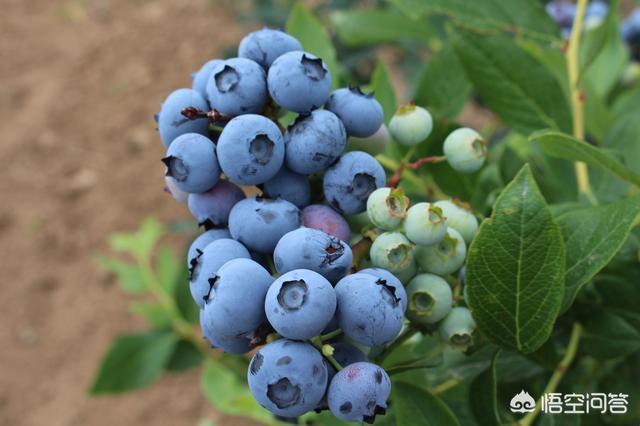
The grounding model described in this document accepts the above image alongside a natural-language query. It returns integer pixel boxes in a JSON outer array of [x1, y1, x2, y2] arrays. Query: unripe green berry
[[369, 231, 415, 275], [434, 200, 478, 243], [406, 274, 453, 325], [404, 202, 447, 246], [416, 228, 466, 276], [443, 127, 487, 173], [388, 104, 433, 146], [347, 124, 391, 155], [367, 187, 410, 230], [439, 307, 476, 350]]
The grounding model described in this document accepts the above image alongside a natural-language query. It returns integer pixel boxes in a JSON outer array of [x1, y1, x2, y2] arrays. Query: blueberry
[[192, 59, 223, 99], [545, 1, 577, 29], [443, 127, 487, 174], [206, 57, 267, 116], [248, 339, 328, 417], [406, 273, 453, 325], [403, 202, 448, 246], [162, 133, 220, 193], [366, 187, 409, 231], [323, 151, 386, 215], [201, 258, 273, 337], [262, 167, 311, 208], [416, 228, 467, 276], [388, 104, 433, 146], [189, 238, 251, 309], [327, 362, 391, 423], [585, 1, 608, 28], [433, 200, 478, 243], [331, 342, 367, 367], [301, 204, 351, 242], [265, 269, 337, 340], [335, 273, 404, 347], [268, 51, 332, 113], [217, 114, 285, 185], [622, 9, 640, 44], [325, 87, 384, 138], [186, 228, 232, 267], [359, 267, 408, 313], [229, 197, 301, 254], [346, 123, 391, 155], [158, 88, 210, 147], [439, 307, 476, 350], [274, 227, 352, 284], [200, 310, 252, 353], [284, 109, 347, 174], [238, 28, 303, 69], [188, 180, 246, 228], [165, 176, 189, 204], [369, 232, 415, 276]]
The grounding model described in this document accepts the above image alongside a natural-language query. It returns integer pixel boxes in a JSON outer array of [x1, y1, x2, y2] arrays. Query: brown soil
[[0, 1, 258, 425]]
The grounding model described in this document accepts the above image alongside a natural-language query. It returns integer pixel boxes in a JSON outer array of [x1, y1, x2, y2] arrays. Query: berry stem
[[407, 155, 446, 170], [319, 328, 343, 341], [376, 154, 446, 198], [430, 378, 461, 396], [310, 337, 343, 371], [518, 322, 583, 426], [375, 325, 420, 364]]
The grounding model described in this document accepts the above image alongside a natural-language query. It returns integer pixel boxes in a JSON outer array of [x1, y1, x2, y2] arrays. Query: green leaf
[[201, 359, 276, 425], [469, 350, 501, 426], [90, 330, 178, 394], [156, 245, 181, 294], [612, 85, 640, 120], [466, 165, 565, 353], [394, 381, 460, 426], [97, 256, 146, 294], [582, 311, 640, 359], [166, 340, 203, 372], [386, 353, 444, 376], [109, 217, 165, 259], [286, 2, 339, 89], [530, 130, 640, 187], [371, 60, 398, 124], [331, 8, 432, 47], [579, 0, 622, 78], [452, 29, 571, 135], [413, 44, 471, 119], [130, 301, 171, 328]]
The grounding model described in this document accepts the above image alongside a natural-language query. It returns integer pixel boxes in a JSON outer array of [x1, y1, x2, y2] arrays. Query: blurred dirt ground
[[0, 0, 259, 424]]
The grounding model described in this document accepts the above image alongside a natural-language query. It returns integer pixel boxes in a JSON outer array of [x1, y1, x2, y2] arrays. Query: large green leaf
[[582, 311, 640, 359], [469, 351, 501, 426], [466, 165, 565, 353], [452, 29, 571, 135], [555, 194, 640, 311], [371, 60, 398, 124], [530, 130, 640, 187], [286, 2, 339, 89], [90, 331, 178, 394], [394, 382, 461, 426]]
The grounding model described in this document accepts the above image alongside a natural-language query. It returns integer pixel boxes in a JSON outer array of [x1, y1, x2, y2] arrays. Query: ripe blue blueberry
[[439, 306, 476, 350], [406, 273, 453, 325], [388, 104, 433, 146], [323, 151, 386, 215], [335, 273, 404, 347], [433, 200, 478, 243], [359, 267, 408, 312], [403, 202, 448, 246], [188, 179, 245, 228], [325, 87, 384, 138], [366, 187, 409, 231], [248, 339, 328, 417], [192, 59, 223, 99], [201, 258, 272, 337], [268, 51, 332, 113], [229, 197, 301, 254], [284, 109, 347, 175], [416, 227, 467, 276], [331, 342, 367, 366], [443, 127, 487, 174], [238, 28, 303, 69], [207, 57, 267, 116], [189, 238, 251, 309], [265, 269, 337, 340], [347, 123, 390, 155], [327, 362, 391, 423], [545, 0, 577, 29], [158, 88, 210, 147], [274, 227, 352, 284], [216, 114, 285, 185], [162, 133, 220, 194], [200, 310, 252, 354], [369, 232, 415, 276], [262, 167, 311, 208], [585, 1, 608, 28], [186, 228, 232, 267], [165, 176, 189, 204], [301, 204, 351, 242], [622, 9, 640, 45]]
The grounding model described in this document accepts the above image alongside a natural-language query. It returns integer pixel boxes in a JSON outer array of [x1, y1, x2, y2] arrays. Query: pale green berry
[[443, 127, 487, 173], [347, 124, 391, 155], [434, 200, 478, 243], [406, 274, 453, 325], [416, 228, 466, 276], [367, 187, 410, 231], [388, 104, 433, 146], [369, 231, 415, 275], [404, 202, 448, 246], [394, 260, 418, 284], [439, 307, 476, 350]]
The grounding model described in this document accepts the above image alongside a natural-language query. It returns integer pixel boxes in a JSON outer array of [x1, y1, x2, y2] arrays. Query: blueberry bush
[[93, 1, 640, 425]]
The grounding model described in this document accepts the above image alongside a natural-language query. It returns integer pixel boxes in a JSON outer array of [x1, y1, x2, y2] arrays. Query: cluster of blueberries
[[157, 26, 485, 423]]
